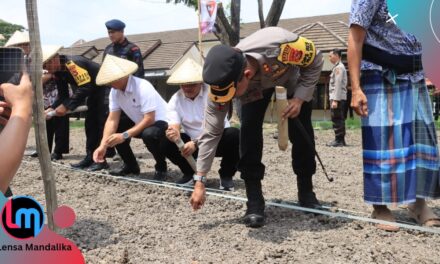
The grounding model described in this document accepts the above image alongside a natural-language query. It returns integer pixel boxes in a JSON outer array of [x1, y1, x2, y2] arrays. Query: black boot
[[326, 139, 345, 147], [71, 153, 93, 169], [297, 175, 321, 209], [4, 187, 13, 198], [243, 180, 265, 228]]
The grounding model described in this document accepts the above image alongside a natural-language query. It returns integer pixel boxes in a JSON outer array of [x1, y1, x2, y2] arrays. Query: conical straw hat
[[42, 45, 63, 63], [167, 58, 203, 85], [96, 55, 138, 86], [5, 31, 29, 47]]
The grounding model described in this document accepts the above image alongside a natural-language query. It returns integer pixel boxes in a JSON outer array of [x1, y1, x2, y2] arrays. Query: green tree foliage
[[0, 19, 25, 46]]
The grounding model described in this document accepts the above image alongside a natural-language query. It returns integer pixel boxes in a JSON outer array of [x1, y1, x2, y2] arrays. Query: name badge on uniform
[[277, 37, 316, 67], [66, 61, 91, 86]]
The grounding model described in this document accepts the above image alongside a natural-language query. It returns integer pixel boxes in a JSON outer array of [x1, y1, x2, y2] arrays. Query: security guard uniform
[[199, 27, 324, 227], [55, 55, 108, 168], [328, 60, 347, 146], [103, 38, 144, 78]]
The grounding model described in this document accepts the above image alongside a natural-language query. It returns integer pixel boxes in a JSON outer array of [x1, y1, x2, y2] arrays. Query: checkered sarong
[[361, 70, 440, 205]]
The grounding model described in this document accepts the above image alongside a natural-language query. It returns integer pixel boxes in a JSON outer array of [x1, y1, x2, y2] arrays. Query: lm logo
[[1, 196, 45, 239]]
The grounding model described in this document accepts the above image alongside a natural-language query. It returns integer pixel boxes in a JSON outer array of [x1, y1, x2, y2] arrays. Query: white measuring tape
[[22, 159, 440, 234]]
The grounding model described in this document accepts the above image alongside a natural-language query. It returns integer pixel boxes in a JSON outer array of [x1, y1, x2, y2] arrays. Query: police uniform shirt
[[329, 61, 347, 101], [196, 27, 324, 174], [109, 75, 167, 124], [103, 38, 145, 78], [167, 85, 230, 140]]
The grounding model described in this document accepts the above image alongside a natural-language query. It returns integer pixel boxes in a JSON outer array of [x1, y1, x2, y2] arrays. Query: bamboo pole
[[197, 0, 204, 64], [25, 0, 58, 231]]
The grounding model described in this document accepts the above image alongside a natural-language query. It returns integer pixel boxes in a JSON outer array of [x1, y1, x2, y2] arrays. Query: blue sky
[[0, 0, 350, 46]]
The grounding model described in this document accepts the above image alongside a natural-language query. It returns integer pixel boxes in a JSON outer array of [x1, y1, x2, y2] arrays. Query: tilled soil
[[12, 125, 440, 263]]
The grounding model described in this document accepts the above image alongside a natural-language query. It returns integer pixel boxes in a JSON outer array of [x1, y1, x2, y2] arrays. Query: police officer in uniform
[[103, 19, 144, 78], [327, 48, 347, 147], [43, 46, 109, 171], [189, 27, 324, 228]]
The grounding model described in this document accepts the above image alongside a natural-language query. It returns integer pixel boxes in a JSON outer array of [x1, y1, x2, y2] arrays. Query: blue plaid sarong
[[361, 70, 440, 205]]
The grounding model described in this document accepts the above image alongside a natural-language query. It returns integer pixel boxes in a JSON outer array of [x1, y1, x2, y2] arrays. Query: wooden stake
[[25, 0, 58, 231], [197, 0, 204, 64]]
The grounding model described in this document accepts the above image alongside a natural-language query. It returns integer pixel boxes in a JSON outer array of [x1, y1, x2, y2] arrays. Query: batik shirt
[[350, 0, 424, 83]]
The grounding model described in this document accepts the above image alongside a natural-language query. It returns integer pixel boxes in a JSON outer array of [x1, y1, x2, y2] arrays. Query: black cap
[[105, 19, 126, 31], [203, 44, 246, 103]]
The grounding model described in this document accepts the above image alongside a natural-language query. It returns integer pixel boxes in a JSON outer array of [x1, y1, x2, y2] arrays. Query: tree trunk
[[265, 0, 286, 26], [214, 0, 241, 46], [258, 0, 265, 28], [25, 0, 58, 232]]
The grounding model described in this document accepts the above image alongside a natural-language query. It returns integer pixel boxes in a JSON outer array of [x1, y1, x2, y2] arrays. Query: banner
[[200, 0, 218, 34]]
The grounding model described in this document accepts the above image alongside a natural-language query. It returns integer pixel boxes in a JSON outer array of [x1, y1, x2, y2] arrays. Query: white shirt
[[167, 85, 230, 140], [109, 75, 167, 124]]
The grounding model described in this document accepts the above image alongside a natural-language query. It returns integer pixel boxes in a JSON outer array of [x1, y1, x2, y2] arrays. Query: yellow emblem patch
[[66, 61, 91, 86], [277, 37, 316, 67]]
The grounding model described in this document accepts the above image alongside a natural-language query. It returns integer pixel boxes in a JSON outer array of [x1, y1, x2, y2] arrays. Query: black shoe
[[51, 152, 63, 161], [153, 171, 167, 181], [219, 177, 234, 191], [87, 161, 109, 171], [298, 191, 321, 209], [71, 156, 93, 169], [326, 140, 345, 147], [30, 151, 38, 157], [4, 187, 13, 198], [176, 174, 194, 185], [244, 180, 265, 228], [109, 164, 140, 176]]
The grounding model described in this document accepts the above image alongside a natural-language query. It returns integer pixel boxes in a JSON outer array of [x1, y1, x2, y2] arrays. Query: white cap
[[96, 54, 138, 86]]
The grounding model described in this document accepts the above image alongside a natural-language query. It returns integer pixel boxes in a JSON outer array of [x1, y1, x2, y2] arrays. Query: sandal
[[371, 207, 400, 232], [407, 204, 440, 227]]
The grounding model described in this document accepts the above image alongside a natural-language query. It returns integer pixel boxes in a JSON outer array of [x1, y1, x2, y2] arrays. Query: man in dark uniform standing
[[100, 19, 148, 176], [43, 46, 109, 171], [189, 27, 324, 228]]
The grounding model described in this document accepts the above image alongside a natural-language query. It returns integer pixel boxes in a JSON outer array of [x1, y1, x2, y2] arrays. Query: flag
[[200, 0, 218, 34]]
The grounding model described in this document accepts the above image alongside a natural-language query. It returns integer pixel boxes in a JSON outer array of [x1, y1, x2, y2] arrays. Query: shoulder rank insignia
[[66, 61, 91, 86], [277, 36, 316, 67]]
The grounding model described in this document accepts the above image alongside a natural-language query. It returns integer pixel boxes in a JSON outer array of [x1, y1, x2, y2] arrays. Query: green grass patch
[[70, 119, 85, 129]]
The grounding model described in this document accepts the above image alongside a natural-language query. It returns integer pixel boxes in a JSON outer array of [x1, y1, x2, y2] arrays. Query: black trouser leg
[[85, 91, 107, 155], [141, 121, 168, 172], [115, 117, 139, 169], [53, 115, 70, 154], [216, 127, 239, 179], [238, 89, 274, 181], [46, 118, 56, 153], [288, 101, 316, 194], [331, 100, 346, 142], [160, 133, 194, 175]]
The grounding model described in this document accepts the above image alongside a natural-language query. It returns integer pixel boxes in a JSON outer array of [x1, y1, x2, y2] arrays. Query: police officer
[[327, 48, 347, 147], [43, 46, 109, 171], [103, 19, 144, 78], [189, 27, 324, 228]]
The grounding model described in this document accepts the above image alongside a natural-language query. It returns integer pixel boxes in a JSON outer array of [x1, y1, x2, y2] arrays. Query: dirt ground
[[12, 125, 440, 263]]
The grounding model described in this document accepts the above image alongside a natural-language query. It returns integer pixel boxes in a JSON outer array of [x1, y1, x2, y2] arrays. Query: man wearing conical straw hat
[[5, 30, 30, 55], [162, 58, 239, 190], [94, 55, 168, 179], [43, 45, 109, 171]]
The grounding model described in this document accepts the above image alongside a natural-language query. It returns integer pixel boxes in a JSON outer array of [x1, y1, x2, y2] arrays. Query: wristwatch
[[193, 174, 207, 184], [122, 131, 130, 140]]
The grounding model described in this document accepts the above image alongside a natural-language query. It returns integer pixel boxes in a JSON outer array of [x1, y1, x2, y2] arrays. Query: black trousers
[[344, 90, 354, 119], [116, 117, 168, 172], [84, 90, 108, 156], [331, 100, 346, 141], [161, 127, 239, 178], [46, 115, 69, 154], [239, 88, 316, 182]]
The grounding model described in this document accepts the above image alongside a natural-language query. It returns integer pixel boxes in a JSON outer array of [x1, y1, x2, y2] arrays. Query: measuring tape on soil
[[22, 159, 440, 235]]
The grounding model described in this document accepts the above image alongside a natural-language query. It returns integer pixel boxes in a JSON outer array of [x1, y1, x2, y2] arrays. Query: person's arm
[[348, 25, 368, 116], [331, 66, 344, 109], [129, 45, 145, 78], [0, 74, 33, 193], [190, 99, 228, 210], [283, 51, 324, 119], [93, 110, 121, 163]]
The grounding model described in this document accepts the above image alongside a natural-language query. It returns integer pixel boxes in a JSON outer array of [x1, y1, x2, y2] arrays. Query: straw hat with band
[[203, 44, 247, 103], [42, 45, 63, 64], [96, 54, 138, 86], [5, 31, 30, 47], [167, 58, 203, 85]]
